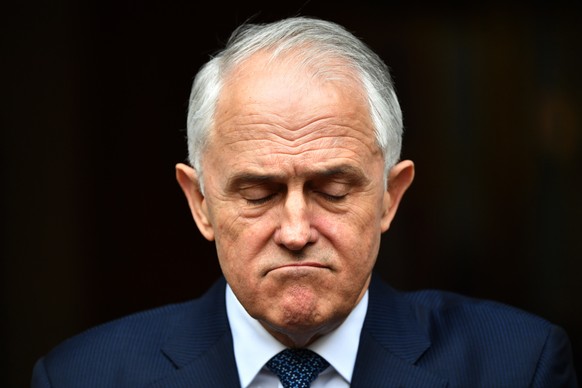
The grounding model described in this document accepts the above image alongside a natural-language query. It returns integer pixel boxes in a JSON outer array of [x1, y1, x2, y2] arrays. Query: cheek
[[315, 202, 382, 240], [214, 210, 277, 266], [314, 208, 382, 262]]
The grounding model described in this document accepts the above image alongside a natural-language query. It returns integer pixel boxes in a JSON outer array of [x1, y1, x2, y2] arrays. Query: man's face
[[177, 53, 413, 347]]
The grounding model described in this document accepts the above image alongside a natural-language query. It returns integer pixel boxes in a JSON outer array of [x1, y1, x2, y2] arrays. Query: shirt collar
[[226, 283, 368, 387]]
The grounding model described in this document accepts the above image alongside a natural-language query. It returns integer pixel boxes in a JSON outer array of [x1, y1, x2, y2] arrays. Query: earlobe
[[381, 160, 415, 232], [175, 163, 215, 241]]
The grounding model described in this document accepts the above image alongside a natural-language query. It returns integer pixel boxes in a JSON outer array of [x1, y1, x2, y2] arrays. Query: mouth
[[269, 262, 329, 272]]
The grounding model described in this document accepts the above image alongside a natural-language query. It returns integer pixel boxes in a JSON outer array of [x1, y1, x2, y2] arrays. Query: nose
[[274, 190, 317, 251]]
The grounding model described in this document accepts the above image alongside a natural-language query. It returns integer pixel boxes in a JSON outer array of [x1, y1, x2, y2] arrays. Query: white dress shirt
[[226, 284, 368, 388]]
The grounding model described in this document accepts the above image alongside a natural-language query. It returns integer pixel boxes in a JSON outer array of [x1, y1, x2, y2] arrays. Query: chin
[[264, 306, 343, 348]]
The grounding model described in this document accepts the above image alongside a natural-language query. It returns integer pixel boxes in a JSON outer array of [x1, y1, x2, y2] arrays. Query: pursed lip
[[269, 262, 329, 271]]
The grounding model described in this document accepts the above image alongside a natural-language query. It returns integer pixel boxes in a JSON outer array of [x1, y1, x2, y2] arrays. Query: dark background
[[3, 1, 581, 386]]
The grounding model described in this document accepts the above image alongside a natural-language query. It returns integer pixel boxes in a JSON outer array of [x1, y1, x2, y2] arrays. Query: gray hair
[[186, 17, 403, 190]]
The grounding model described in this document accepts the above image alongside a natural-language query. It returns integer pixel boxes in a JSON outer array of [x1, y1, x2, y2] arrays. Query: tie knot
[[266, 348, 330, 388]]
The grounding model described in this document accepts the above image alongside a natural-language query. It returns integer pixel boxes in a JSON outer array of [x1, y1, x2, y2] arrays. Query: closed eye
[[318, 192, 347, 202], [245, 193, 278, 205]]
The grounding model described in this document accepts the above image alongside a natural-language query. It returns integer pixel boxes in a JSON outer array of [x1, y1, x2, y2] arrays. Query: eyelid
[[312, 179, 351, 194], [237, 174, 358, 205], [245, 194, 277, 205], [239, 183, 281, 205], [318, 192, 347, 202]]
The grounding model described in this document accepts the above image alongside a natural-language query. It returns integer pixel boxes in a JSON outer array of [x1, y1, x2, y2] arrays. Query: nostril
[[274, 221, 319, 251], [275, 222, 309, 249], [284, 232, 310, 251]]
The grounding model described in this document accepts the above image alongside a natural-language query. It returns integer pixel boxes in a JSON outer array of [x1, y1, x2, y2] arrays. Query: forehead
[[204, 52, 381, 171]]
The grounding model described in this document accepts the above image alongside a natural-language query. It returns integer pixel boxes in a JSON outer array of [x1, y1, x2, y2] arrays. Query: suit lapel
[[145, 274, 448, 387], [351, 275, 448, 387], [148, 333, 239, 387], [147, 278, 241, 387]]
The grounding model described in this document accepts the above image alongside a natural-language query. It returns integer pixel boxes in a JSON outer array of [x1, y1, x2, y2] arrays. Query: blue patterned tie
[[266, 348, 330, 388]]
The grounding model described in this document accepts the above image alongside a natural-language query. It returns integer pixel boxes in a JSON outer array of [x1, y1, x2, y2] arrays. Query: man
[[32, 17, 577, 387]]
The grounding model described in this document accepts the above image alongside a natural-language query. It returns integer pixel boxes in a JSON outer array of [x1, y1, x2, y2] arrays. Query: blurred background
[[2, 0, 581, 386]]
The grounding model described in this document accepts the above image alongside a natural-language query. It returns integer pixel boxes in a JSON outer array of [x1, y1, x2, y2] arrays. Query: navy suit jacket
[[32, 275, 577, 387]]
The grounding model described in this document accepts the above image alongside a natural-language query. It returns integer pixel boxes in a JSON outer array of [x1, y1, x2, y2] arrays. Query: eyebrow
[[227, 173, 284, 189], [226, 164, 369, 190], [316, 165, 367, 181]]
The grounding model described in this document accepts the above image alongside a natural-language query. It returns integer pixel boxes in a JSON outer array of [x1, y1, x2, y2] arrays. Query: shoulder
[[33, 301, 194, 387], [404, 288, 553, 335], [47, 299, 193, 359], [369, 275, 555, 338], [365, 276, 577, 386], [32, 278, 227, 387], [403, 288, 576, 386]]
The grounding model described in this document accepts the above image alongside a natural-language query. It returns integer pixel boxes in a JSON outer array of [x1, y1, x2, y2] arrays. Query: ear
[[381, 160, 415, 232], [175, 163, 215, 241]]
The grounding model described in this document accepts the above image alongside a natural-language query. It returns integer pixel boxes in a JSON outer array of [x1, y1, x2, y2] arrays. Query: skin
[[176, 52, 414, 348]]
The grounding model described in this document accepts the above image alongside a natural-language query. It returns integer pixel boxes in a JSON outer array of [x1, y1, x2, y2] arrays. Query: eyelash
[[245, 192, 346, 206], [246, 194, 277, 205], [319, 193, 347, 202]]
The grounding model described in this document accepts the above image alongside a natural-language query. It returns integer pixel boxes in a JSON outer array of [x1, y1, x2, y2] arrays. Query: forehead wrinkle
[[219, 136, 379, 164], [217, 115, 378, 154], [225, 156, 372, 186], [207, 52, 384, 177], [216, 62, 371, 133], [220, 107, 346, 138]]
